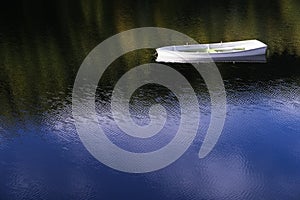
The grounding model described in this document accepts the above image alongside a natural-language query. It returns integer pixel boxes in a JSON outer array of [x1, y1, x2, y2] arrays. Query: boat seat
[[208, 49, 217, 53]]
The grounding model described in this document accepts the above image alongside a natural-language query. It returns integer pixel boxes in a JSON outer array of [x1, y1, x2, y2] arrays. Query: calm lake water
[[1, 0, 300, 199]]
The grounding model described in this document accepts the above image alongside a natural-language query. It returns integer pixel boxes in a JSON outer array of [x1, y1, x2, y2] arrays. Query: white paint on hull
[[156, 40, 267, 63]]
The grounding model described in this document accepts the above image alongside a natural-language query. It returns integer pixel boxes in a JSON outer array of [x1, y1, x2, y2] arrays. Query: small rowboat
[[156, 39, 267, 63]]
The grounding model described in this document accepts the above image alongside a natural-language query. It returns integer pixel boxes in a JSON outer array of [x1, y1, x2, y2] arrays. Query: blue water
[[1, 69, 299, 199]]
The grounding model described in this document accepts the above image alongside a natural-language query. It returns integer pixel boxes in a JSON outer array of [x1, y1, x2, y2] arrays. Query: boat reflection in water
[[212, 54, 267, 63]]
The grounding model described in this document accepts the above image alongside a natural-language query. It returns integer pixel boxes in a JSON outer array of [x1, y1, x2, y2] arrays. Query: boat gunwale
[[156, 46, 267, 55], [156, 39, 267, 55]]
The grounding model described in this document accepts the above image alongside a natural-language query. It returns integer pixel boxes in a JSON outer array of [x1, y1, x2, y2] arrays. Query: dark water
[[1, 0, 300, 199]]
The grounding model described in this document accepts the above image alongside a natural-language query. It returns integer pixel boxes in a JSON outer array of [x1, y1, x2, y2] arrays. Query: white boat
[[156, 39, 267, 63]]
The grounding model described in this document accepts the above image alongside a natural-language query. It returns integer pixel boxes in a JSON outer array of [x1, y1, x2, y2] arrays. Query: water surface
[[0, 0, 300, 199]]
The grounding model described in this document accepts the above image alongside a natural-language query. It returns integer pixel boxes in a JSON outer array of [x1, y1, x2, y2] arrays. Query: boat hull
[[156, 40, 267, 63]]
